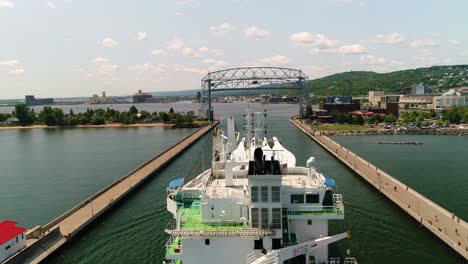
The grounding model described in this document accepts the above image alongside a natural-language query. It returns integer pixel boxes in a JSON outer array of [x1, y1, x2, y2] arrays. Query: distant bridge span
[[199, 67, 309, 121]]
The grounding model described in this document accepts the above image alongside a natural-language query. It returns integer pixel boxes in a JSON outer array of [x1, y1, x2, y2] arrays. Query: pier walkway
[[4, 122, 218, 264], [291, 119, 468, 261]]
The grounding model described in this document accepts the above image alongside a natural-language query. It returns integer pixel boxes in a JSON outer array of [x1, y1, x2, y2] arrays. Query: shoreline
[[0, 123, 176, 130], [313, 128, 467, 136]]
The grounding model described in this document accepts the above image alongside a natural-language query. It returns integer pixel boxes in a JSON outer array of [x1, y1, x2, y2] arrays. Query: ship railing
[[287, 204, 344, 216], [344, 257, 358, 264], [165, 235, 182, 257]]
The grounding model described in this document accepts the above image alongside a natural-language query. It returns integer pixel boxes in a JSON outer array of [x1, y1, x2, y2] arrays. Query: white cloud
[[175, 11, 184, 16], [449, 39, 460, 45], [209, 22, 234, 36], [410, 37, 438, 48], [388, 60, 405, 67], [338, 44, 367, 54], [96, 64, 119, 75], [174, 65, 206, 75], [8, 69, 25, 75], [47, 1, 56, 9], [129, 63, 169, 74], [99, 38, 119, 48], [369, 32, 405, 44], [0, 0, 14, 8], [261, 55, 291, 66], [166, 38, 185, 51], [327, 0, 353, 3], [151, 49, 168, 56], [212, 49, 224, 56], [360, 55, 386, 65], [89, 58, 119, 76], [0, 60, 19, 66], [181, 47, 201, 58], [244, 26, 271, 39], [203, 59, 226, 70], [91, 57, 109, 64], [197, 46, 224, 57], [416, 49, 437, 66], [198, 46, 209, 53], [137, 32, 147, 41], [302, 65, 333, 79], [290, 32, 337, 49], [176, 0, 198, 6]]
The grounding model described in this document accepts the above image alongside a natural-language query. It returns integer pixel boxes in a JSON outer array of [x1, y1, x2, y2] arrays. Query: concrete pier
[[4, 122, 218, 264], [291, 119, 468, 261]]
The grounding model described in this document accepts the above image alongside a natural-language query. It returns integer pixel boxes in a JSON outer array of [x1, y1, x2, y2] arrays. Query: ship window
[[272, 239, 281, 249], [251, 187, 259, 203], [251, 208, 259, 228], [271, 186, 280, 202], [307, 220, 312, 225], [291, 194, 304, 204], [205, 239, 210, 245], [21, 233, 24, 239], [254, 239, 263, 250], [261, 186, 269, 202], [261, 208, 269, 229], [306, 194, 320, 203], [272, 208, 281, 228], [5, 245, 11, 250], [16, 236, 18, 243]]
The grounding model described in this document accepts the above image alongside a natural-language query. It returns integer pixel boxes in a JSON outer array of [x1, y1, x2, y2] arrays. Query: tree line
[[2, 104, 194, 126]]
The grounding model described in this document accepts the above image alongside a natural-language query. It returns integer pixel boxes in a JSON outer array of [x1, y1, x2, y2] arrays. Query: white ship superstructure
[[165, 111, 356, 264]]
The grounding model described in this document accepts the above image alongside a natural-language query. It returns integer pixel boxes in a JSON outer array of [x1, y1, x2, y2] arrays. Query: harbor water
[[0, 103, 464, 263]]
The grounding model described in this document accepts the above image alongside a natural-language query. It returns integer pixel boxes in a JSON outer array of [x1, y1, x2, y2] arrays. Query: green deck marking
[[179, 199, 243, 231]]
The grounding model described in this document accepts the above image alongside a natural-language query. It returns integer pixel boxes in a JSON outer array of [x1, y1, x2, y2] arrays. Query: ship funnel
[[254, 147, 263, 175]]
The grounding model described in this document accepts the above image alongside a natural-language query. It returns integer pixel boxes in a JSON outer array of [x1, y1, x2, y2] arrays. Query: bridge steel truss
[[199, 67, 309, 121]]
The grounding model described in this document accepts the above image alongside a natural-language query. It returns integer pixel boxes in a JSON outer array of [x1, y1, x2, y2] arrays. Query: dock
[[4, 122, 218, 264], [291, 119, 468, 261]]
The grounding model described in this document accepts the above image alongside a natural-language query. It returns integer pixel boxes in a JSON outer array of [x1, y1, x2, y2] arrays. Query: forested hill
[[305, 65, 468, 96]]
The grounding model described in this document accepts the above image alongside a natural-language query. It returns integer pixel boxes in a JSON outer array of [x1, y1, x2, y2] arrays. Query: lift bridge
[[199, 67, 309, 121]]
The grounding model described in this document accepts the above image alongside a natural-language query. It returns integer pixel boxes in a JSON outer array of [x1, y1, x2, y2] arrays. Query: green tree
[[354, 114, 365, 125], [140, 111, 151, 120], [304, 105, 313, 119], [90, 115, 105, 125], [40, 106, 57, 126], [129, 105, 138, 115], [384, 113, 397, 124], [14, 104, 34, 126], [54, 108, 65, 126]]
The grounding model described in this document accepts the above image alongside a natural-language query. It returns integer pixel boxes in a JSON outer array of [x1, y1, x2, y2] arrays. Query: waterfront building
[[433, 95, 468, 109], [89, 91, 119, 104], [411, 83, 427, 95], [132, 90, 153, 103], [0, 220, 26, 262], [24, 95, 54, 106], [399, 95, 434, 109], [368, 91, 385, 106]]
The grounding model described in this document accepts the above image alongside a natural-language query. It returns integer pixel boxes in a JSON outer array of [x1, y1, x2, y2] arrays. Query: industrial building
[[132, 90, 153, 103], [25, 95, 54, 106]]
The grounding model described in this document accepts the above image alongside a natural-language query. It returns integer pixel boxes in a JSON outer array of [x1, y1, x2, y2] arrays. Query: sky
[[0, 0, 467, 99]]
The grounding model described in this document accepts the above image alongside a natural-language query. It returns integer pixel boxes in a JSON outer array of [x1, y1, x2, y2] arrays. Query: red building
[[0, 220, 27, 262]]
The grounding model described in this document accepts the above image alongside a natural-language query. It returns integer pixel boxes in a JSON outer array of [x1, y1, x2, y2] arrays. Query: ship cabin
[[165, 146, 344, 263]]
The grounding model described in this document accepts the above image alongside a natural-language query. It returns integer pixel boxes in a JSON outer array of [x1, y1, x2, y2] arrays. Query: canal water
[[0, 103, 464, 263]]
